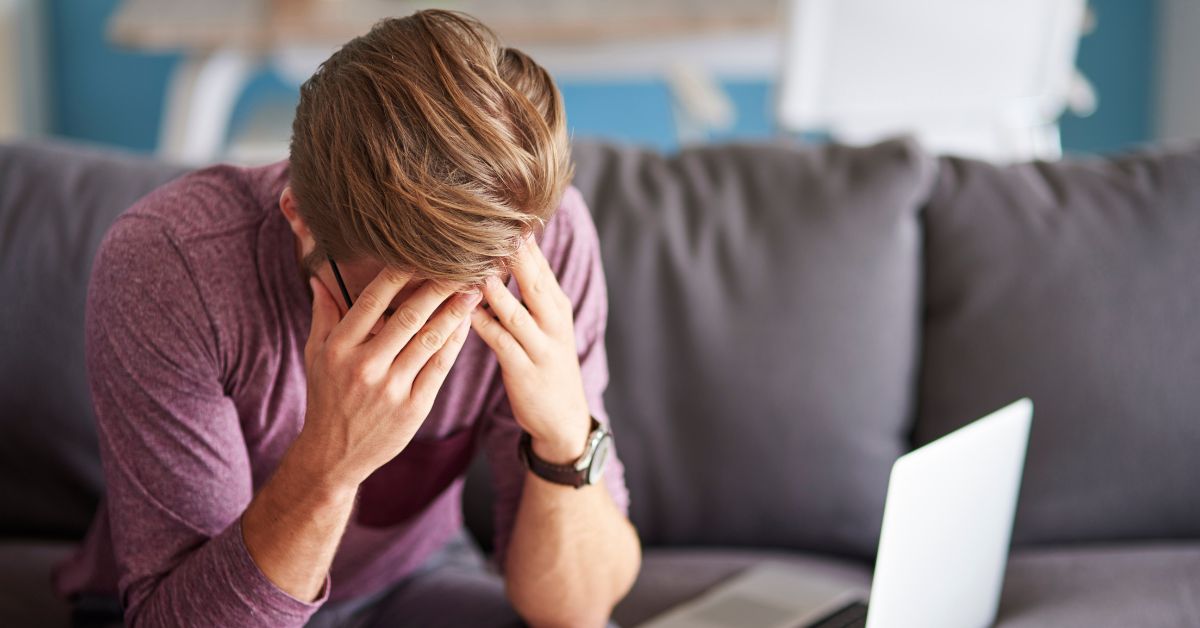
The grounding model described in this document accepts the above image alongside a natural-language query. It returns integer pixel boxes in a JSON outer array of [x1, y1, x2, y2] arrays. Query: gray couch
[[2, 137, 1199, 627]]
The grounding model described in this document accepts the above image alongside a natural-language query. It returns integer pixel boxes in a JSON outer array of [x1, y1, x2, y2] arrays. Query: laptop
[[638, 398, 1033, 628]]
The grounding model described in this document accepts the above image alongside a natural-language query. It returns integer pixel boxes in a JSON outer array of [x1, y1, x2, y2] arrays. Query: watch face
[[587, 434, 612, 485]]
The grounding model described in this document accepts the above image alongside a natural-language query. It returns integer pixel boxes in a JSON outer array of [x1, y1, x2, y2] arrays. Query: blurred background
[[2, 0, 1197, 164]]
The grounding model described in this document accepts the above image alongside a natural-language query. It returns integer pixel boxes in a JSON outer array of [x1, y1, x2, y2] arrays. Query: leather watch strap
[[518, 417, 602, 489]]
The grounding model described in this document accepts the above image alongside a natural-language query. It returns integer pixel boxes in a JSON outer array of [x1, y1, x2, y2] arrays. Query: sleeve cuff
[[223, 516, 331, 620]]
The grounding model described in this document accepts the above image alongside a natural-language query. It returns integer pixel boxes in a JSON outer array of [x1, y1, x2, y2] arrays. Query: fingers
[[389, 286, 480, 375], [480, 274, 545, 356], [470, 300, 534, 371], [368, 280, 457, 359], [525, 235, 559, 286], [510, 235, 566, 325], [307, 277, 340, 352], [329, 267, 412, 346], [409, 313, 474, 408]]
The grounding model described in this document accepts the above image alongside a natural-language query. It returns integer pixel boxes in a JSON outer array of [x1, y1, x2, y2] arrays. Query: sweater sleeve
[[85, 214, 327, 627], [480, 186, 632, 573]]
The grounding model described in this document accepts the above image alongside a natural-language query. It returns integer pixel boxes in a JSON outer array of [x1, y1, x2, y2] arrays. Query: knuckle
[[321, 342, 345, 364], [496, 331, 519, 353], [356, 290, 385, 312], [396, 305, 423, 330], [382, 267, 407, 284], [432, 280, 455, 298], [429, 351, 450, 373], [527, 275, 545, 294], [504, 310, 526, 330], [450, 297, 476, 319], [348, 361, 373, 383], [384, 378, 409, 404], [418, 329, 443, 351], [547, 307, 571, 329]]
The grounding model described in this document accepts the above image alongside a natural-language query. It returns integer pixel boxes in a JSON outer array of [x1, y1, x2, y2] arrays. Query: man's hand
[[472, 235, 643, 626], [296, 268, 479, 488], [470, 235, 592, 464], [243, 267, 478, 603]]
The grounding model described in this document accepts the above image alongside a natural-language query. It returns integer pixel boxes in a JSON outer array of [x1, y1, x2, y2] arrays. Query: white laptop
[[638, 398, 1033, 628]]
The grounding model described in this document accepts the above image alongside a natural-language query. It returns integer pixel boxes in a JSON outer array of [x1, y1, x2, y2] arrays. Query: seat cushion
[[0, 540, 75, 628], [617, 542, 1200, 627], [612, 547, 873, 626], [998, 542, 1200, 627], [916, 143, 1200, 545]]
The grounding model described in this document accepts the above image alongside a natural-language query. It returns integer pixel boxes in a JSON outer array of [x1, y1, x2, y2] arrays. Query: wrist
[[287, 429, 364, 500], [528, 411, 593, 466]]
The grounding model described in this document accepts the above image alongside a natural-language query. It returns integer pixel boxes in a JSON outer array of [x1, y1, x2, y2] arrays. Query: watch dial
[[588, 435, 612, 485]]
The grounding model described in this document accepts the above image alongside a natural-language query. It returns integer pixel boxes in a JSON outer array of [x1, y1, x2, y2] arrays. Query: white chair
[[776, 0, 1091, 162]]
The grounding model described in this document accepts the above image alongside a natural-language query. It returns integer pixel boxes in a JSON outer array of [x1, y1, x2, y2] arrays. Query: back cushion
[[916, 143, 1200, 545], [570, 138, 936, 558], [0, 141, 185, 538]]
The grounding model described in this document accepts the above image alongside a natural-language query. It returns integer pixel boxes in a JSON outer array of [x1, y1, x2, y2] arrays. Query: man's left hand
[[470, 235, 592, 465]]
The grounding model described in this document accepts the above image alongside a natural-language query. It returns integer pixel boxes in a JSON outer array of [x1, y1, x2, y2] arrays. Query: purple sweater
[[53, 161, 630, 626]]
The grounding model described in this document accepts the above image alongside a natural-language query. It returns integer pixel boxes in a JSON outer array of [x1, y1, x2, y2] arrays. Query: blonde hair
[[289, 9, 573, 284]]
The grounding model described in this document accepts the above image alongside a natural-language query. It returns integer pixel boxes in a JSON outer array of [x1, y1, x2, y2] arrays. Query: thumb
[[308, 277, 338, 344]]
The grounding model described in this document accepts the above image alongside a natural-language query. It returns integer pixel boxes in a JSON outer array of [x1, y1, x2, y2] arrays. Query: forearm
[[504, 471, 642, 627], [119, 434, 353, 627], [242, 434, 358, 602]]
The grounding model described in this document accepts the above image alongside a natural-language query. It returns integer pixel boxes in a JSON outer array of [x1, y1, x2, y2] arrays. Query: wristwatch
[[518, 417, 612, 489]]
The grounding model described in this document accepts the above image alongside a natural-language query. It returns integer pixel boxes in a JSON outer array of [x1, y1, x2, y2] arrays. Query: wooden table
[[109, 0, 783, 162]]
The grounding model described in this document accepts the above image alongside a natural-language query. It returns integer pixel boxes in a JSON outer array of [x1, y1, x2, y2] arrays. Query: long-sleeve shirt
[[52, 160, 630, 627]]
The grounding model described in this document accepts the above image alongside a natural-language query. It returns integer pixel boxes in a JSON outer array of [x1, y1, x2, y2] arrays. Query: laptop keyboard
[[804, 601, 868, 628]]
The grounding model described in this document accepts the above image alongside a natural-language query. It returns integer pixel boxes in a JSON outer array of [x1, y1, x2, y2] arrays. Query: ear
[[279, 188, 319, 264], [279, 186, 311, 240]]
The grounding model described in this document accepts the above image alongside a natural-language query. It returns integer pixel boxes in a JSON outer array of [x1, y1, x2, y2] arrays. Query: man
[[54, 10, 641, 627]]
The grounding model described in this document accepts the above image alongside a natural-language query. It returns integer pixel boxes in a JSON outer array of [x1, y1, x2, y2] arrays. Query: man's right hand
[[295, 267, 480, 490], [244, 267, 478, 603]]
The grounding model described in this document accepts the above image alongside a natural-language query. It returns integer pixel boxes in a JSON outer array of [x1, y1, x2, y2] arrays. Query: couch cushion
[[613, 542, 1200, 627], [612, 547, 872, 626], [998, 543, 1200, 627], [916, 143, 1200, 546], [0, 540, 75, 628], [0, 141, 186, 538], [560, 138, 936, 558]]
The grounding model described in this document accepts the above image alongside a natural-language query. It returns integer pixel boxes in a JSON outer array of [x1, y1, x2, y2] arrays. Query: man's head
[[281, 9, 572, 312]]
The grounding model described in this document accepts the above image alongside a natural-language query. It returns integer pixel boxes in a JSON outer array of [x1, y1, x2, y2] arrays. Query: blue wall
[[46, 0, 1157, 156], [47, 0, 178, 152], [1060, 0, 1158, 155]]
